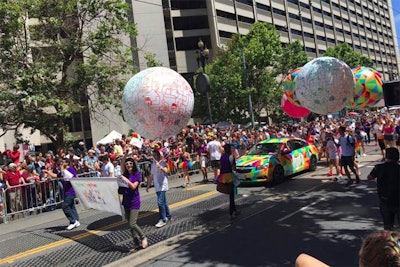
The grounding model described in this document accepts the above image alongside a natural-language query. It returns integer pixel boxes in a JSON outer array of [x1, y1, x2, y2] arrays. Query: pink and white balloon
[[295, 57, 355, 115], [122, 67, 194, 140], [281, 93, 310, 118]]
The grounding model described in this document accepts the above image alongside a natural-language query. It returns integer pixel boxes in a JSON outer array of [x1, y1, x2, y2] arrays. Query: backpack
[[347, 135, 355, 147]]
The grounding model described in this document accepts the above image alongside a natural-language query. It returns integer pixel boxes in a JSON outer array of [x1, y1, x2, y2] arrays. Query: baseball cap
[[79, 141, 84, 145]]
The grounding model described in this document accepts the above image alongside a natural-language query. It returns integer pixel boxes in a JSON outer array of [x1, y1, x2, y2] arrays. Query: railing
[[1, 179, 63, 223], [0, 153, 209, 223]]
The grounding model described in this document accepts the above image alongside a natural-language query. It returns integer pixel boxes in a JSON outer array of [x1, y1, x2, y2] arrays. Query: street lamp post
[[195, 39, 213, 125]]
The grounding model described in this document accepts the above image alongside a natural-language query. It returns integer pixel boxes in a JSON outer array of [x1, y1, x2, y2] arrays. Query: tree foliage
[[323, 43, 374, 68], [0, 0, 137, 147], [193, 22, 308, 124]]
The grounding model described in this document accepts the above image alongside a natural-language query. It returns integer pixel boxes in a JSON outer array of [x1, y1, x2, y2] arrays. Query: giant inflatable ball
[[347, 66, 383, 109], [295, 57, 355, 115], [122, 67, 194, 140], [284, 67, 302, 106]]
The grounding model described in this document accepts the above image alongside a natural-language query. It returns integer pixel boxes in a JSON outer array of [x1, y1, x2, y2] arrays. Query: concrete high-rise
[[132, 0, 399, 81]]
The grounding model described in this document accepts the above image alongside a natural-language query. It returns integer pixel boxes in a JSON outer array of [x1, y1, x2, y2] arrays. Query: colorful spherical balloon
[[122, 67, 194, 140], [295, 57, 355, 115], [346, 66, 383, 109], [284, 67, 302, 106], [281, 93, 311, 118]]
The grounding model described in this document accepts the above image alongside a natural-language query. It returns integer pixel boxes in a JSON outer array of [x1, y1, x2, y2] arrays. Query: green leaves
[[0, 0, 137, 147], [323, 43, 373, 68], [197, 22, 308, 124]]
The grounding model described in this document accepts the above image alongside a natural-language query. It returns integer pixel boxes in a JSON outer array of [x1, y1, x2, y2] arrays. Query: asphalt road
[[0, 144, 384, 267]]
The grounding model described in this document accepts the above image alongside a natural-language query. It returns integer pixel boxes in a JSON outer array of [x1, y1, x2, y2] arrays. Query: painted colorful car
[[235, 137, 319, 184]]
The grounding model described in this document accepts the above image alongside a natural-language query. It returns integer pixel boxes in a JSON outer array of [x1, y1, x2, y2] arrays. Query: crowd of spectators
[[0, 109, 399, 218]]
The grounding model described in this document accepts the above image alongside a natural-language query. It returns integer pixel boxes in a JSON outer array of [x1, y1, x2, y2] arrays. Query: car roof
[[258, 137, 303, 144]]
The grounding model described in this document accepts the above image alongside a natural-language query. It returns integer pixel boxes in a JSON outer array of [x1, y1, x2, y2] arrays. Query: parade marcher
[[119, 156, 148, 251], [47, 161, 80, 230], [338, 126, 360, 186], [325, 132, 341, 180], [196, 139, 209, 183], [146, 149, 172, 228], [217, 143, 239, 218], [207, 135, 222, 183], [367, 147, 400, 230]]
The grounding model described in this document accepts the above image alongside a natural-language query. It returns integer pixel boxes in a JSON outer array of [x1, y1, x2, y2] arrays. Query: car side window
[[289, 140, 304, 150]]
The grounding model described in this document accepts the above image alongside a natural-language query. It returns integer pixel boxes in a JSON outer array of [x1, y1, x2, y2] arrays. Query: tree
[[0, 0, 137, 147], [194, 22, 308, 124], [144, 52, 163, 67], [323, 43, 373, 68]]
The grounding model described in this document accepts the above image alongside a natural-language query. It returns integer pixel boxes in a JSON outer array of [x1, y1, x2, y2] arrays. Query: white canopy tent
[[96, 130, 122, 145]]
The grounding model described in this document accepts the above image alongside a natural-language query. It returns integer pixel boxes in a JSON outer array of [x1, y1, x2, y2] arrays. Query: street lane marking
[[0, 190, 218, 264], [185, 184, 208, 191], [276, 197, 326, 223]]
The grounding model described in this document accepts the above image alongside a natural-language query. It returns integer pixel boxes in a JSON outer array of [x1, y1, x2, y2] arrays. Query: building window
[[219, 30, 233, 38], [256, 2, 270, 11], [216, 10, 236, 20], [175, 36, 211, 51], [238, 15, 255, 24], [170, 0, 206, 10], [173, 16, 209, 30], [273, 8, 286, 16]]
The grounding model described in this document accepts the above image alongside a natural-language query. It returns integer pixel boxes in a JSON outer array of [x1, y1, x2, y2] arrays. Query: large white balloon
[[295, 57, 355, 115], [121, 67, 194, 140]]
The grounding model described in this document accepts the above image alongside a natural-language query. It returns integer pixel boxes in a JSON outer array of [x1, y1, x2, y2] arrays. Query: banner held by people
[[70, 178, 123, 216]]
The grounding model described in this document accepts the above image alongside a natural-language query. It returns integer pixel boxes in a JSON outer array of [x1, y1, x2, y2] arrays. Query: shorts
[[378, 139, 386, 150], [210, 160, 220, 169], [384, 134, 395, 141], [341, 156, 354, 168]]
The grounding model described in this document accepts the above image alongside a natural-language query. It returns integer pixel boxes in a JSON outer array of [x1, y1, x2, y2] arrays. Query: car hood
[[236, 154, 271, 167]]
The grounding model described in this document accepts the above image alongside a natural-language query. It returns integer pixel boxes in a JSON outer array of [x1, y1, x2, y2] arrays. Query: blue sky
[[393, 1, 400, 51]]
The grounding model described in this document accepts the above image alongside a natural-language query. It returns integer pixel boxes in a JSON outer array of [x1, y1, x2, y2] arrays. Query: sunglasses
[[125, 161, 134, 166]]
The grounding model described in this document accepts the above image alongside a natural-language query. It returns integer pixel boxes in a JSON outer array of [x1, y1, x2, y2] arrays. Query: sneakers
[[155, 219, 166, 228], [328, 170, 333, 176], [362, 153, 367, 157], [346, 180, 354, 186], [66, 220, 80, 230], [340, 170, 345, 175]]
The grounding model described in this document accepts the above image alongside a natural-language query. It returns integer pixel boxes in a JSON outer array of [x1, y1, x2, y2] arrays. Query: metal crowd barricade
[[1, 179, 63, 224]]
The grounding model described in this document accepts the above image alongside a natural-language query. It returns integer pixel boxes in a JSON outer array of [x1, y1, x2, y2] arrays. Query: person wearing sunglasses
[[120, 156, 148, 251]]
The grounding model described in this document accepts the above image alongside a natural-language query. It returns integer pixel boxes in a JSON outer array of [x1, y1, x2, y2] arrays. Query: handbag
[[216, 182, 232, 194]]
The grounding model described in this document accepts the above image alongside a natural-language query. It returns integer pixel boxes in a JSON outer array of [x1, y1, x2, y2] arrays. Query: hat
[[72, 155, 80, 160], [79, 141, 84, 145], [8, 163, 17, 168], [88, 149, 95, 154], [164, 142, 169, 148]]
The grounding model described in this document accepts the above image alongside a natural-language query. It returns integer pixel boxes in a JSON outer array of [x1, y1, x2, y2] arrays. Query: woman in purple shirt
[[120, 157, 148, 252]]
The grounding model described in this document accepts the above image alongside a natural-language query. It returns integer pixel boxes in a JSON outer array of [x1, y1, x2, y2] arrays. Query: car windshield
[[247, 143, 282, 155]]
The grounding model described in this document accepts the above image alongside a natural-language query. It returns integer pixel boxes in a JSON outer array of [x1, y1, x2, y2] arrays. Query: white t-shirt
[[207, 140, 221, 161], [151, 160, 169, 192], [102, 162, 115, 177]]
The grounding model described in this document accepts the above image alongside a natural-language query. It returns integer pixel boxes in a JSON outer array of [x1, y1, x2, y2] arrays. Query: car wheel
[[272, 165, 285, 184], [309, 155, 317, 171]]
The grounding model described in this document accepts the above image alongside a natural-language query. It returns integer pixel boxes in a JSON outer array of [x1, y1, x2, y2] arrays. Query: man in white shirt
[[100, 155, 115, 177], [146, 150, 171, 228], [207, 135, 222, 182]]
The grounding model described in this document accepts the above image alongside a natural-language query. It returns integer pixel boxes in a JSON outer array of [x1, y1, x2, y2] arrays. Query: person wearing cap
[[83, 149, 100, 177], [367, 147, 400, 230], [146, 149, 172, 228], [76, 141, 87, 158], [4, 163, 26, 213]]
